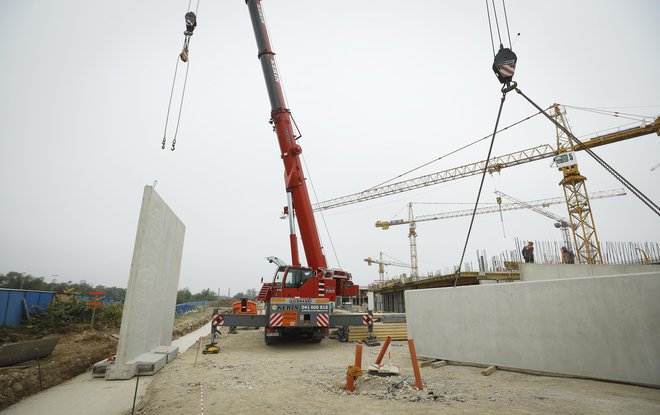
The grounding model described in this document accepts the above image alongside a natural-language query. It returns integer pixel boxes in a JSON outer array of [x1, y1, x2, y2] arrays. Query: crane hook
[[492, 44, 517, 93]]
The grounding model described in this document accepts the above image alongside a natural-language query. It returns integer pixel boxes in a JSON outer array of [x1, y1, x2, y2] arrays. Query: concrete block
[[405, 272, 660, 386], [153, 345, 179, 363]]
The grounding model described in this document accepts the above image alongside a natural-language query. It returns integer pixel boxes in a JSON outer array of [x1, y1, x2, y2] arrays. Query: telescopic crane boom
[[215, 1, 364, 345], [247, 0, 325, 269]]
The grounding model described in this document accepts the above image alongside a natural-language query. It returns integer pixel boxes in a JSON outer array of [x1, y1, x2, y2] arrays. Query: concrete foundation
[[405, 271, 660, 386], [106, 186, 185, 380]]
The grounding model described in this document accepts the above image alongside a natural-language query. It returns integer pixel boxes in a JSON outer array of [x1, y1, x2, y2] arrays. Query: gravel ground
[[134, 328, 660, 415]]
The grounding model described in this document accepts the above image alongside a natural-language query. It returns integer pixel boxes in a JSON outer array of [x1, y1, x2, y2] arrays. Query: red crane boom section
[[247, 0, 327, 269]]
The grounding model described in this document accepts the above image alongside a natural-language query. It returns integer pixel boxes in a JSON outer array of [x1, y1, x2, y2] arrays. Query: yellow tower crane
[[375, 189, 626, 270], [315, 113, 659, 211], [551, 104, 601, 263], [364, 252, 412, 286]]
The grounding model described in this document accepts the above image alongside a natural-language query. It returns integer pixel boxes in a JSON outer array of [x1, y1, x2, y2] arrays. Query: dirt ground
[[135, 328, 660, 415], [0, 307, 214, 411]]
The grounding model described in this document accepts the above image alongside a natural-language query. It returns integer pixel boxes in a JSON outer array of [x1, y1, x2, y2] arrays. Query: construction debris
[[481, 365, 498, 376]]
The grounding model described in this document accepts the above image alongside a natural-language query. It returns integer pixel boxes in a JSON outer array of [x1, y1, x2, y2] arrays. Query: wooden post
[[407, 339, 423, 390], [375, 336, 392, 365]]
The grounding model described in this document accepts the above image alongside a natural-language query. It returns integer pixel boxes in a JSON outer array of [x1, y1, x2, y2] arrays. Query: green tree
[[0, 272, 49, 290], [177, 288, 193, 304]]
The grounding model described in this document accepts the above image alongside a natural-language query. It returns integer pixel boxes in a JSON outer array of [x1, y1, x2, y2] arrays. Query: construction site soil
[[0, 307, 213, 411], [135, 328, 660, 415]]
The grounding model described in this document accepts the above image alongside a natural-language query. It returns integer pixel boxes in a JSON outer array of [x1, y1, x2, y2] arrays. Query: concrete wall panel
[[521, 263, 660, 281], [405, 272, 660, 386], [107, 186, 185, 380]]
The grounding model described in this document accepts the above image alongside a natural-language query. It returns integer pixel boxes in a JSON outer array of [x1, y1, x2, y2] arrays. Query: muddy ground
[[0, 307, 214, 411], [135, 328, 660, 415]]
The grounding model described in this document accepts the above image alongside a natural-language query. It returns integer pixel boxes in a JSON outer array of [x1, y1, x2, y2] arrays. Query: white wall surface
[[406, 272, 660, 386], [108, 186, 185, 380]]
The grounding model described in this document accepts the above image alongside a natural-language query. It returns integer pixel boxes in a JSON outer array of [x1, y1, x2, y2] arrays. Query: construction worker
[[522, 241, 534, 263], [561, 247, 575, 264]]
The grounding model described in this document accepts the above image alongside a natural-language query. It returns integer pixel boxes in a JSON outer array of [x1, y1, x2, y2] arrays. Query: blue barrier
[[0, 289, 55, 325], [175, 301, 211, 315]]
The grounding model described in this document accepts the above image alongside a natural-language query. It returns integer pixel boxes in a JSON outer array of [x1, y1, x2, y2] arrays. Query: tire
[[310, 329, 323, 343], [264, 329, 277, 345]]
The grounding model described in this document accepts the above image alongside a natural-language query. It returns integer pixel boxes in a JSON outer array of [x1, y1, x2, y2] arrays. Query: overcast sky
[[1, 0, 659, 295]]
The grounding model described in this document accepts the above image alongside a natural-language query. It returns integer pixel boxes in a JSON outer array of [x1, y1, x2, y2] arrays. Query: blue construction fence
[[175, 301, 212, 315], [0, 288, 55, 325], [1, 289, 211, 325]]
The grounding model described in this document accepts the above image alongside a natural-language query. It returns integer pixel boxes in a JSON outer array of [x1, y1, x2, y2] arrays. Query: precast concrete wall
[[521, 263, 660, 282], [107, 186, 185, 380], [405, 272, 660, 386]]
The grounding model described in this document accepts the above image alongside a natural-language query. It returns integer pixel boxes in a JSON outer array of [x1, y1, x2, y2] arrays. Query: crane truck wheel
[[310, 328, 323, 343], [264, 329, 277, 345]]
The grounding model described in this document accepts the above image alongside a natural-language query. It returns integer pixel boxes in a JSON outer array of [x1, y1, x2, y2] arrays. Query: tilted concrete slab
[[405, 271, 660, 386], [106, 186, 185, 380]]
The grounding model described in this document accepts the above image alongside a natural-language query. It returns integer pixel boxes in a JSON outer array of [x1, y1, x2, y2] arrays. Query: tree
[[0, 272, 49, 290], [177, 288, 193, 304], [192, 288, 217, 302], [245, 288, 257, 299]]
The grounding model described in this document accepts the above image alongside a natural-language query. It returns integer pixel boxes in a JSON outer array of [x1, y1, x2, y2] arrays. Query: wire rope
[[502, 0, 512, 48], [162, 56, 182, 149], [365, 110, 543, 191], [454, 93, 508, 287], [301, 154, 343, 269], [491, 0, 503, 46], [486, 1, 496, 57]]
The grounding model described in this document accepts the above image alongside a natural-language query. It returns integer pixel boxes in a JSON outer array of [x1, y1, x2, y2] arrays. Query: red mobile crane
[[214, 0, 366, 344]]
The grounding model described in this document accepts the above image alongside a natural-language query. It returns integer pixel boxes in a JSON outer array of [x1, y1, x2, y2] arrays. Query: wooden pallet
[[347, 323, 408, 342]]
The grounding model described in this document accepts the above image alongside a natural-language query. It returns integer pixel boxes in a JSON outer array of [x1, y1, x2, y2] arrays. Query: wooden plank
[[481, 365, 497, 376]]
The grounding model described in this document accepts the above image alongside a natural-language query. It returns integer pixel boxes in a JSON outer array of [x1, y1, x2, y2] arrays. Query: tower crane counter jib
[[213, 1, 367, 344]]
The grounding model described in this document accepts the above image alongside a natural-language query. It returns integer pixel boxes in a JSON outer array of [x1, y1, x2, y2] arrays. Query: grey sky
[[1, 0, 659, 294]]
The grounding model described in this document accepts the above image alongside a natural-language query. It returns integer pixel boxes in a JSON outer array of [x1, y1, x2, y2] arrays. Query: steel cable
[[454, 92, 508, 287], [516, 88, 660, 217]]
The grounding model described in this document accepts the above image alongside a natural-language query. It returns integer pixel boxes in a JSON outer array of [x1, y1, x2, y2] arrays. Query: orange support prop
[[355, 342, 363, 369], [375, 336, 392, 365], [407, 339, 424, 390], [345, 342, 363, 392], [346, 372, 354, 392]]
